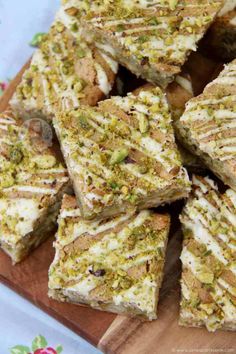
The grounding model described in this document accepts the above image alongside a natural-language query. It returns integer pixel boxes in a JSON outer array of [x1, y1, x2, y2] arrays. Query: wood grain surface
[[0, 61, 235, 354]]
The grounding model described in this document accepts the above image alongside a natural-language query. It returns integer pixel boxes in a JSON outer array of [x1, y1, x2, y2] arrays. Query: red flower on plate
[[11, 334, 63, 354], [0, 81, 8, 94], [34, 348, 57, 354]]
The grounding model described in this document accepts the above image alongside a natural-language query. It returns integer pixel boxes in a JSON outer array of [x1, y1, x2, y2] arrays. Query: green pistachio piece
[[169, 0, 178, 10], [0, 174, 15, 188], [74, 79, 86, 93], [148, 17, 159, 26], [139, 165, 148, 174], [109, 181, 118, 189], [198, 270, 214, 284], [116, 24, 125, 32], [70, 23, 79, 32], [137, 35, 148, 43], [139, 115, 149, 133], [55, 22, 64, 33], [10, 147, 23, 164], [65, 7, 79, 16], [32, 155, 56, 169], [31, 65, 38, 72], [110, 148, 129, 165], [77, 48, 86, 58], [52, 43, 62, 54], [62, 61, 73, 75], [30, 32, 46, 47], [77, 114, 90, 130], [87, 176, 93, 185]]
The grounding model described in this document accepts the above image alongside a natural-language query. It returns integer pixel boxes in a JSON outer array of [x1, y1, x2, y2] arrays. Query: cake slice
[[10, 19, 118, 122], [58, 0, 223, 88], [53, 87, 191, 220], [48, 194, 170, 320], [202, 1, 236, 60], [175, 59, 236, 191], [180, 175, 236, 332], [0, 111, 70, 263]]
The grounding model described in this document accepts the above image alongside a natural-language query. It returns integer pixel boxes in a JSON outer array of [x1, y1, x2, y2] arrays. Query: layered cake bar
[[53, 87, 191, 220], [176, 59, 236, 190], [0, 111, 70, 263], [180, 175, 236, 332], [11, 19, 118, 122], [48, 194, 170, 320]]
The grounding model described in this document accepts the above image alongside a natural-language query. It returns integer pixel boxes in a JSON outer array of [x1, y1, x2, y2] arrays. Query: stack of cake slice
[[7, 0, 236, 328], [0, 111, 70, 263]]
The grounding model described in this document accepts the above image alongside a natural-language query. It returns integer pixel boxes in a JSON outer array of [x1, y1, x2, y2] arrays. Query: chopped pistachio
[[137, 35, 148, 43], [31, 65, 38, 72], [52, 43, 62, 54], [87, 176, 93, 185], [74, 80, 86, 93], [198, 270, 214, 284], [169, 0, 178, 11], [0, 174, 15, 188], [150, 103, 160, 113], [77, 48, 86, 58], [10, 147, 23, 164], [55, 22, 64, 33], [70, 23, 79, 32], [65, 6, 79, 16], [29, 32, 46, 47], [139, 165, 148, 174], [203, 250, 212, 257], [139, 115, 149, 133], [116, 24, 125, 32], [148, 17, 159, 26], [77, 114, 90, 130], [109, 181, 118, 189], [121, 185, 129, 195], [32, 155, 56, 169], [110, 148, 129, 165]]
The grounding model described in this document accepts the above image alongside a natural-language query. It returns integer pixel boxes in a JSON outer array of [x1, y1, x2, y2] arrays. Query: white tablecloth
[[0, 1, 101, 353]]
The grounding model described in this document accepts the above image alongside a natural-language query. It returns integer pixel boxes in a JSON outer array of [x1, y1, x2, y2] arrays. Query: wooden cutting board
[[0, 63, 236, 354]]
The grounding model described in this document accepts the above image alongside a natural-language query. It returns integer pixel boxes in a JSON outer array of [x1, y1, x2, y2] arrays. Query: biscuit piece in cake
[[53, 87, 191, 220], [0, 111, 70, 263], [133, 78, 203, 172], [203, 1, 236, 61], [175, 59, 236, 191], [58, 0, 223, 88], [10, 20, 118, 122], [48, 194, 170, 320], [180, 175, 236, 332]]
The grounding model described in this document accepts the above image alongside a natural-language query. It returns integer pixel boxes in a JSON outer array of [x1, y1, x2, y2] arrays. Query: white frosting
[[0, 198, 40, 238]]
